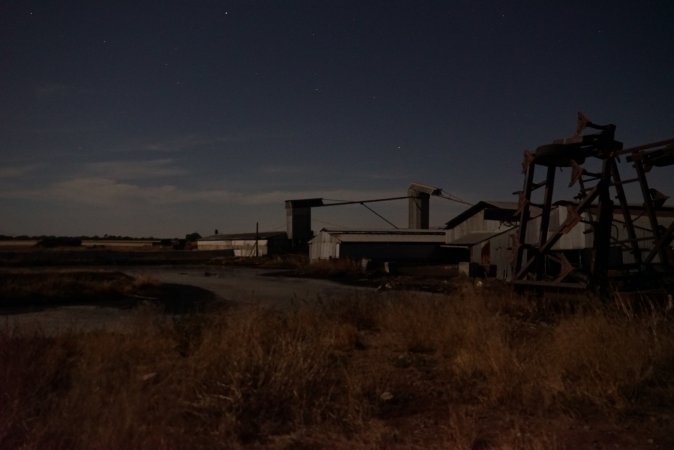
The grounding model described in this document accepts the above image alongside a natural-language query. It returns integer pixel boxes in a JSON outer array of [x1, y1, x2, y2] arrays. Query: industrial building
[[444, 201, 674, 282], [197, 232, 290, 256], [285, 183, 447, 248], [443, 201, 521, 279], [197, 128, 673, 290], [309, 228, 453, 262], [444, 201, 519, 244]]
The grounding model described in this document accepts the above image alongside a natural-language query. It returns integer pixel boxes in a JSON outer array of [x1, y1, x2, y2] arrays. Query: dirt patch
[[266, 268, 478, 295], [135, 282, 220, 314]]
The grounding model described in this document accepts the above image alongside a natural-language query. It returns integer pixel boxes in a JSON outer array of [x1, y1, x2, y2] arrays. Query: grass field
[[1, 278, 673, 449]]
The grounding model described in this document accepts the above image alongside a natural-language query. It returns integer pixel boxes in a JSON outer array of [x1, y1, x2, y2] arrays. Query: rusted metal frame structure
[[515, 162, 609, 287], [607, 139, 674, 266], [514, 165, 536, 276], [609, 157, 642, 264], [514, 119, 623, 290], [513, 119, 674, 291], [514, 163, 562, 281], [625, 140, 674, 264], [647, 221, 674, 264], [513, 123, 674, 289]]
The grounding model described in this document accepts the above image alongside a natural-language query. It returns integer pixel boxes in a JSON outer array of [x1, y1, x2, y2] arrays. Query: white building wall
[[198, 239, 269, 256], [309, 231, 339, 261], [197, 241, 233, 250], [491, 231, 516, 281], [469, 243, 483, 264], [446, 212, 514, 243], [232, 240, 269, 257], [524, 208, 591, 250]]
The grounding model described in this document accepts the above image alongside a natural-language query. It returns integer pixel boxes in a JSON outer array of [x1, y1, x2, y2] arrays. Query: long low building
[[309, 228, 461, 262], [197, 232, 290, 256]]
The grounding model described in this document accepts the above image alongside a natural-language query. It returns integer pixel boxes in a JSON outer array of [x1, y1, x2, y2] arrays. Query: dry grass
[[298, 257, 364, 276], [1, 283, 673, 449]]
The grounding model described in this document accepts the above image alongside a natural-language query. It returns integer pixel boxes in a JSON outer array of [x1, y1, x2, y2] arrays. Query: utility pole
[[255, 221, 259, 257]]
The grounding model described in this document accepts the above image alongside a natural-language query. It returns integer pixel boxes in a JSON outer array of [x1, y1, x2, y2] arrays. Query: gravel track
[[1, 266, 372, 335]]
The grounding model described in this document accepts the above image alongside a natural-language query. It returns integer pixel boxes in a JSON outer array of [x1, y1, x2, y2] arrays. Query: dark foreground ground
[[1, 249, 673, 449], [0, 247, 234, 268]]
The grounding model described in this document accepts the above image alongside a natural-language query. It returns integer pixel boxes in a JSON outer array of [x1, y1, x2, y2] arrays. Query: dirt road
[[1, 266, 372, 334], [125, 266, 371, 306]]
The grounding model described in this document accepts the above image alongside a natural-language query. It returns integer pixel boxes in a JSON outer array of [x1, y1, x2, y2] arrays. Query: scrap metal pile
[[513, 113, 674, 293]]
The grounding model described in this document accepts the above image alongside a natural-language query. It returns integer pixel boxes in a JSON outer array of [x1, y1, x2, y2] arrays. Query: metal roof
[[408, 182, 442, 195], [444, 201, 519, 229], [445, 231, 510, 246], [481, 200, 520, 210], [320, 228, 445, 235], [285, 198, 324, 208], [316, 228, 446, 244]]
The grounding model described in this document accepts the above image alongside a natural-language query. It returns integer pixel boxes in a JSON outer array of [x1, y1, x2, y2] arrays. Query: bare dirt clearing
[[124, 265, 374, 306], [0, 266, 374, 334]]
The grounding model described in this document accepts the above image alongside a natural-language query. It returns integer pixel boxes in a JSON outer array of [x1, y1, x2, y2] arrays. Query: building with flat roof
[[197, 232, 290, 256], [309, 228, 462, 262]]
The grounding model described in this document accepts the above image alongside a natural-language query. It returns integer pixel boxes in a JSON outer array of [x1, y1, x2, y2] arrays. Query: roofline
[[318, 228, 446, 235], [444, 200, 518, 229]]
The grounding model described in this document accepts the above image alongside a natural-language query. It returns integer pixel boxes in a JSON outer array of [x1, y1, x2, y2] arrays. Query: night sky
[[2, 1, 674, 237]]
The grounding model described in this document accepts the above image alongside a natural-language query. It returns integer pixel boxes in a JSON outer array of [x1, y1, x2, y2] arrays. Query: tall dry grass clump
[[540, 306, 674, 415], [298, 257, 364, 276], [180, 306, 367, 443], [1, 282, 673, 449], [0, 332, 76, 449]]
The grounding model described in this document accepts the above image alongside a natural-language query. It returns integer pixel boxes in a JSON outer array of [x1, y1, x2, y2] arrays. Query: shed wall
[[309, 233, 339, 260], [446, 211, 513, 244], [339, 243, 445, 261]]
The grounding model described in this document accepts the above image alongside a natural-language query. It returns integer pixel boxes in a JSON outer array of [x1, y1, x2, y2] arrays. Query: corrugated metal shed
[[444, 201, 518, 230], [445, 232, 502, 246], [321, 229, 446, 243], [445, 201, 519, 246], [309, 228, 450, 262], [197, 232, 289, 256]]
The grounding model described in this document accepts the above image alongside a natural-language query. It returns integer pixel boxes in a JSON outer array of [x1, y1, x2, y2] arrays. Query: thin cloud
[[130, 135, 252, 153], [0, 164, 42, 179], [1, 176, 404, 209], [86, 159, 186, 180], [223, 188, 406, 205]]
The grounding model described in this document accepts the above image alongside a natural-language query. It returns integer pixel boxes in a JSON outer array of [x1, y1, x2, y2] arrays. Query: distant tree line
[[0, 234, 164, 241]]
